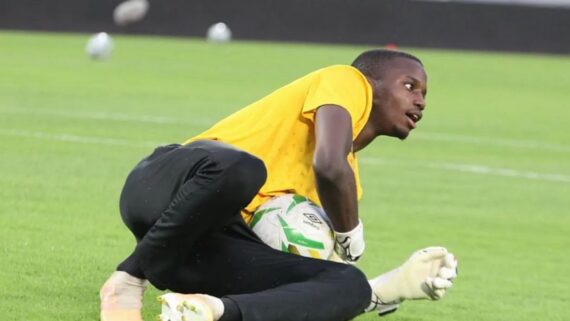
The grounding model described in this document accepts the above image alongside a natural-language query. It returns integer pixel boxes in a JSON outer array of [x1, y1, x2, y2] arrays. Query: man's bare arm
[[313, 105, 359, 232]]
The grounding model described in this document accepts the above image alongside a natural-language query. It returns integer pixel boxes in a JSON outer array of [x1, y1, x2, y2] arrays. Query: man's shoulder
[[314, 64, 365, 77]]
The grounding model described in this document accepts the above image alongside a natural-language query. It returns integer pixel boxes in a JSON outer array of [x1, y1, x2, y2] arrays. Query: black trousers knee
[[116, 140, 371, 321]]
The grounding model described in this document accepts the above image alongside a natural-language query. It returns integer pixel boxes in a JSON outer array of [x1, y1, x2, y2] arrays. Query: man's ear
[[365, 76, 378, 88]]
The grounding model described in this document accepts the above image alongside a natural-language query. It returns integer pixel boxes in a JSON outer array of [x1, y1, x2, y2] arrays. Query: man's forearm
[[314, 161, 359, 232]]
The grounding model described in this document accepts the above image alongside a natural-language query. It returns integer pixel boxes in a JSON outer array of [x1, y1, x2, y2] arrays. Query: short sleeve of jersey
[[302, 65, 371, 134]]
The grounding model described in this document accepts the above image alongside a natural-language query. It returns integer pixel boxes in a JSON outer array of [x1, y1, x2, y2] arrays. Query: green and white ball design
[[250, 194, 334, 260]]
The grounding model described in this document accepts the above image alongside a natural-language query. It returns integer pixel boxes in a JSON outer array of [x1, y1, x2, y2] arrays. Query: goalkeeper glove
[[369, 247, 458, 304], [333, 219, 365, 264]]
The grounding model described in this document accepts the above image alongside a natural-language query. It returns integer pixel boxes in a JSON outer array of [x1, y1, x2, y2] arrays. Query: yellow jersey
[[184, 65, 373, 222]]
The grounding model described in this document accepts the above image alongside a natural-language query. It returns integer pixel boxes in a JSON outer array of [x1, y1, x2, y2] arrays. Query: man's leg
[[101, 141, 267, 320], [161, 217, 372, 321], [128, 141, 267, 289]]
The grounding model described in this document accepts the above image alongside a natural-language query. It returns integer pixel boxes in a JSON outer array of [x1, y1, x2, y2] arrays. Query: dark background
[[1, 0, 569, 54]]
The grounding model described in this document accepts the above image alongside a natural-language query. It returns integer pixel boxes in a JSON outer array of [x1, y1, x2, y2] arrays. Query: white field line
[[2, 128, 569, 184], [359, 157, 570, 183], [2, 108, 569, 153], [413, 132, 570, 153], [0, 108, 214, 126], [0, 129, 163, 148]]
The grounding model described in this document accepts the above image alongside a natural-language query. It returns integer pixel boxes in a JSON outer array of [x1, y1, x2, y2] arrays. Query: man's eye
[[404, 83, 413, 91]]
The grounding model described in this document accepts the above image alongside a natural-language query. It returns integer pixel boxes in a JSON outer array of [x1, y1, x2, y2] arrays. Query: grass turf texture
[[0, 31, 569, 320]]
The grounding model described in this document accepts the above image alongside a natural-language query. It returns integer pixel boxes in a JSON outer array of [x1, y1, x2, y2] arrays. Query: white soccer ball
[[113, 0, 149, 26], [85, 32, 114, 60], [250, 194, 334, 260], [206, 22, 232, 43]]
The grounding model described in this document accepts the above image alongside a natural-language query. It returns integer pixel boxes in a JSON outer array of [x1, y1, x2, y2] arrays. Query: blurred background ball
[[113, 0, 149, 26], [206, 22, 232, 43], [85, 32, 114, 60]]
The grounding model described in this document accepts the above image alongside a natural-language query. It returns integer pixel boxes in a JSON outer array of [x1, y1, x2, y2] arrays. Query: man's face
[[370, 58, 428, 139]]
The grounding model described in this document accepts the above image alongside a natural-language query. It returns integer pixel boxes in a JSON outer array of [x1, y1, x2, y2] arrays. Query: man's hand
[[370, 247, 458, 304], [333, 220, 365, 264], [426, 251, 458, 299]]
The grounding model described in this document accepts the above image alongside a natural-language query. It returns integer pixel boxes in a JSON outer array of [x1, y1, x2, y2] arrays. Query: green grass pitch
[[0, 31, 569, 320]]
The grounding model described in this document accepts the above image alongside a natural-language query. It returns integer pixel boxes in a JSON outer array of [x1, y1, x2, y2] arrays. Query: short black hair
[[351, 49, 423, 79]]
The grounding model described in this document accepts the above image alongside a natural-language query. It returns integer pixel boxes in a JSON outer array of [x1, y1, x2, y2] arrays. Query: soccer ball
[[85, 32, 113, 60], [206, 22, 232, 43], [250, 194, 334, 260], [113, 0, 149, 26]]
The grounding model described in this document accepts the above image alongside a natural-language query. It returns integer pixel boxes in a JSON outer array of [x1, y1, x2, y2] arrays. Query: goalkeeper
[[100, 49, 458, 321]]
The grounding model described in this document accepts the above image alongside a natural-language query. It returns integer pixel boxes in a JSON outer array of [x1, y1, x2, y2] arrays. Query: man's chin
[[391, 129, 410, 140]]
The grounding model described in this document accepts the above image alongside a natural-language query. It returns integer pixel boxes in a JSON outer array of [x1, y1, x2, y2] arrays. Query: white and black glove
[[368, 246, 458, 310], [332, 219, 365, 264]]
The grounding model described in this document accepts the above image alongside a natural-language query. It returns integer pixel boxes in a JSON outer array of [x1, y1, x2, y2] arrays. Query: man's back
[[185, 65, 373, 219]]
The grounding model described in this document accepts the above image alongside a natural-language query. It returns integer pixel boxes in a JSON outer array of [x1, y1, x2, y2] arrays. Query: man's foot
[[158, 293, 215, 321], [100, 271, 149, 321]]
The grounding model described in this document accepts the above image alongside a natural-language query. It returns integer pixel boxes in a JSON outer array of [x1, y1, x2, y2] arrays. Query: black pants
[[116, 140, 371, 321]]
